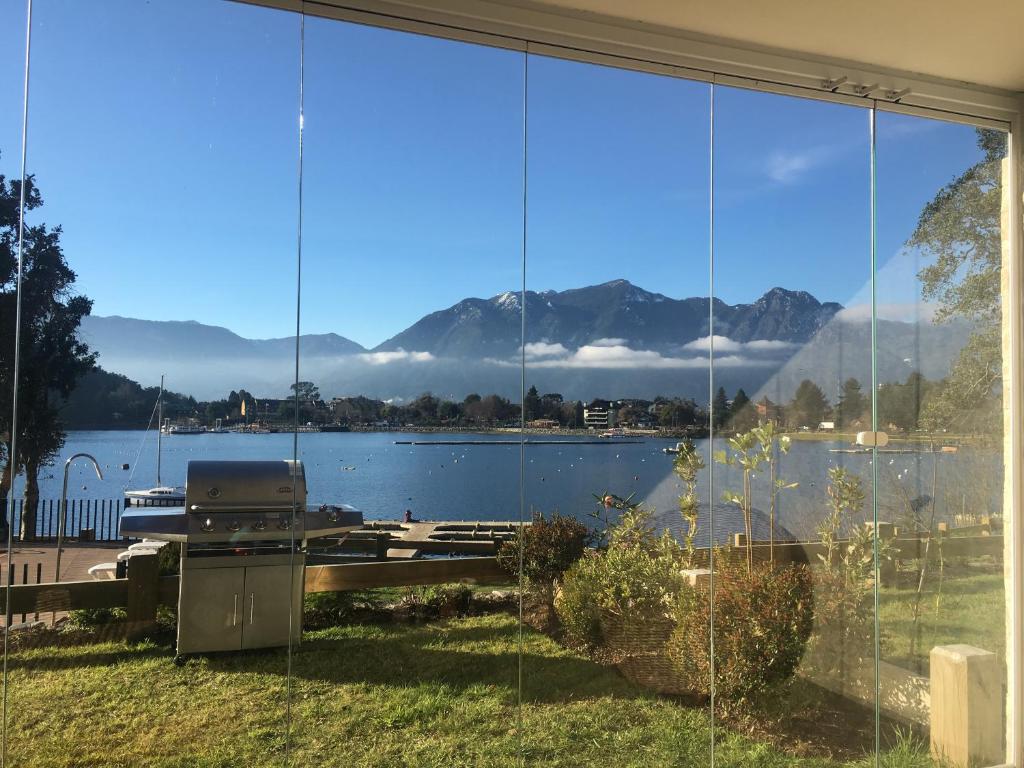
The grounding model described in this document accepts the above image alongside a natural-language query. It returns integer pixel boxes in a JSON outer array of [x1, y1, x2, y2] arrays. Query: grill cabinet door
[[240, 564, 302, 650], [177, 566, 245, 654]]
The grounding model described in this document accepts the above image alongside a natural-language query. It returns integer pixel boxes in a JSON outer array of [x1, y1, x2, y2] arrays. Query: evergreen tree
[[1, 157, 96, 539], [835, 377, 866, 427], [729, 388, 754, 430], [711, 386, 729, 430], [524, 385, 542, 422], [788, 380, 829, 428]]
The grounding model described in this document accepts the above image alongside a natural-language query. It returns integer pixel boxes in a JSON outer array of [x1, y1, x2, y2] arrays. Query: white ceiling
[[523, 0, 1024, 93]]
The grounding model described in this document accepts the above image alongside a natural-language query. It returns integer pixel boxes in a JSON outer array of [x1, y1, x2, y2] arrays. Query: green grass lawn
[[5, 613, 935, 768], [879, 566, 1005, 674]]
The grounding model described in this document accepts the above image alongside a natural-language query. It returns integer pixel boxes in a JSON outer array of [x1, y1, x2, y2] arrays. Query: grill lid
[[185, 460, 306, 513]]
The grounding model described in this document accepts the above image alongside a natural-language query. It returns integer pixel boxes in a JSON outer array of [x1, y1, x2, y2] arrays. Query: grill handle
[[189, 504, 302, 513], [232, 594, 238, 627], [249, 593, 255, 625]]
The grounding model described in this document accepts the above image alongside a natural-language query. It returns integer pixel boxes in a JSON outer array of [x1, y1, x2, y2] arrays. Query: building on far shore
[[526, 418, 560, 429], [755, 397, 784, 425], [583, 400, 615, 429]]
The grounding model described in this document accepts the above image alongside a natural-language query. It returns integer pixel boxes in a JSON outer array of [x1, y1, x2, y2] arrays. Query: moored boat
[[126, 376, 187, 506]]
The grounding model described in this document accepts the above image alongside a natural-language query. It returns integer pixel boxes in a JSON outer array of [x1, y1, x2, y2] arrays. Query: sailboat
[[125, 375, 187, 507]]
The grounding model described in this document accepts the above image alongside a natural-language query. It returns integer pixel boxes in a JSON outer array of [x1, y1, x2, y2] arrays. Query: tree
[[291, 380, 320, 404], [835, 377, 867, 428], [0, 158, 95, 539], [524, 385, 541, 422], [878, 371, 931, 433], [788, 379, 829, 428], [911, 129, 1006, 436], [573, 400, 584, 428], [728, 388, 755, 431], [711, 387, 730, 430]]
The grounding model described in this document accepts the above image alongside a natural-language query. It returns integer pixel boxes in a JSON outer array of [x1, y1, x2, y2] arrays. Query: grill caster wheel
[[173, 654, 186, 667]]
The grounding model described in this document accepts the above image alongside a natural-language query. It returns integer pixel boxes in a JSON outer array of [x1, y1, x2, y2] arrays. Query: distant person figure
[[404, 509, 419, 523]]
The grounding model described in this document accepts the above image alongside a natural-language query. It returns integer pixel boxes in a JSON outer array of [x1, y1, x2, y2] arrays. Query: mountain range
[[77, 281, 968, 402]]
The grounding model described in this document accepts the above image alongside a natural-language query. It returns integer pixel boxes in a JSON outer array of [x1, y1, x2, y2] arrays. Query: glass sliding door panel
[[875, 111, 1012, 767], [0, 0, 30, 757], [2, 1, 301, 763], [712, 86, 880, 760], [291, 14, 525, 764], [521, 53, 713, 765]]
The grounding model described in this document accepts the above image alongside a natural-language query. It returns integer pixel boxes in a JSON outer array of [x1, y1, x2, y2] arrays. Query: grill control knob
[[327, 507, 339, 523], [200, 517, 215, 533], [252, 519, 267, 532], [227, 520, 241, 533], [278, 517, 291, 530]]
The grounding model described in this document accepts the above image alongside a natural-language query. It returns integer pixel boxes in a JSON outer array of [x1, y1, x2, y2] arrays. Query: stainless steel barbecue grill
[[119, 460, 363, 657]]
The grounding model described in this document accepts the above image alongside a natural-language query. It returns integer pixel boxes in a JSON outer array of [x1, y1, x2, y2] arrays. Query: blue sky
[[1, 0, 994, 349]]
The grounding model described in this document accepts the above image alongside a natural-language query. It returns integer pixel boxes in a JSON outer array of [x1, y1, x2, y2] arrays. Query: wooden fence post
[[124, 553, 160, 641], [930, 644, 1003, 767]]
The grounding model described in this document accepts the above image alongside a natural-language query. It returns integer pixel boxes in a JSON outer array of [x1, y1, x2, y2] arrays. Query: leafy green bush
[[157, 542, 181, 576], [496, 513, 591, 589], [498, 513, 591, 627], [62, 607, 127, 631], [394, 583, 474, 621], [553, 551, 604, 650], [555, 507, 690, 691], [666, 559, 814, 709], [804, 467, 879, 676], [417, 583, 472, 618], [303, 591, 356, 629]]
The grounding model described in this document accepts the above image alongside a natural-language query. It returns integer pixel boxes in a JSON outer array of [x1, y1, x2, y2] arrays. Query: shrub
[[157, 542, 181, 576], [804, 467, 879, 676], [666, 559, 814, 709], [417, 583, 473, 618], [62, 607, 127, 632], [554, 551, 604, 650], [303, 591, 356, 629], [497, 513, 591, 627], [496, 513, 591, 590], [555, 507, 690, 692], [394, 583, 474, 622]]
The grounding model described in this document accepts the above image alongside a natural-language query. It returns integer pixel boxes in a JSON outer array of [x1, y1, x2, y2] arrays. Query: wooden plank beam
[[304, 557, 512, 592], [0, 579, 128, 614]]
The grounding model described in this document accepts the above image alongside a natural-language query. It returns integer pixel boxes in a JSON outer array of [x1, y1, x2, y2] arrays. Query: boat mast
[[157, 374, 164, 485]]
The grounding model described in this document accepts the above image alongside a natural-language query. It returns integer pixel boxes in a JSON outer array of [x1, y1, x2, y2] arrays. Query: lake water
[[22, 431, 1003, 541]]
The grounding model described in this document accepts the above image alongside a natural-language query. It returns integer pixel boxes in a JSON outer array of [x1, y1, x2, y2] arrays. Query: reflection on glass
[[290, 17, 526, 764], [876, 113, 1011, 767], [713, 86, 881, 759], [521, 54, 713, 764], [2, 1, 300, 763]]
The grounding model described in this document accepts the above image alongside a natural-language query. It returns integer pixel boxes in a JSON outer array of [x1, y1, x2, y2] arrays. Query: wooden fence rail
[[0, 530, 1001, 632], [0, 554, 512, 635]]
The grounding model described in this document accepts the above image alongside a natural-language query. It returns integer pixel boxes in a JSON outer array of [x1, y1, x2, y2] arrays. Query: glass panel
[[712, 86, 881, 761], [3, 1, 301, 763], [290, 15, 525, 764], [875, 112, 1012, 767], [0, 0, 30, 757], [521, 54, 713, 765]]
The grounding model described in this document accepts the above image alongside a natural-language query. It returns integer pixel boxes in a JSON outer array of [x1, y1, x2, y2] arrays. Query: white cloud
[[357, 349, 435, 365], [524, 342, 754, 370], [683, 335, 741, 352], [744, 339, 799, 351], [683, 335, 798, 354], [589, 337, 628, 347], [523, 341, 569, 359], [765, 146, 835, 184], [836, 303, 938, 324]]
